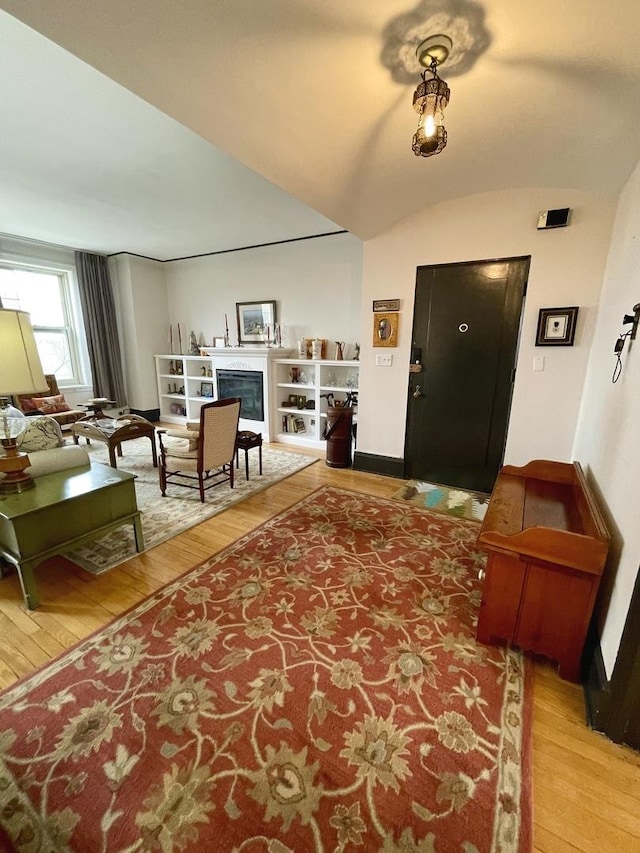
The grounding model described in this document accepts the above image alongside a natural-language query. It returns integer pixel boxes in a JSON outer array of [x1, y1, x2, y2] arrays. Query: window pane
[[33, 331, 73, 381], [0, 270, 65, 326]]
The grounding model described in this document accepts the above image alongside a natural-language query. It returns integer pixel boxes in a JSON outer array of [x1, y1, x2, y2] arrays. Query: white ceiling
[[1, 0, 640, 261]]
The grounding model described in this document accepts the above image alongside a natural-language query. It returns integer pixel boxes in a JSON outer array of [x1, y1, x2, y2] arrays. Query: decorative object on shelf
[[200, 382, 214, 398], [263, 323, 273, 348], [297, 395, 306, 409], [335, 341, 345, 361], [274, 323, 283, 347], [224, 313, 231, 347], [311, 338, 322, 360], [213, 337, 226, 348], [412, 35, 451, 158], [535, 306, 579, 346], [177, 323, 183, 355], [189, 330, 200, 355], [305, 400, 316, 410], [236, 300, 277, 345], [290, 367, 300, 383], [325, 372, 337, 387], [372, 299, 400, 312], [373, 311, 399, 347], [297, 338, 309, 359], [353, 342, 360, 361], [288, 394, 300, 407]]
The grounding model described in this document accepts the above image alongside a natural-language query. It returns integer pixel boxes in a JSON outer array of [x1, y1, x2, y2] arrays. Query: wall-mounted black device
[[537, 208, 571, 230], [622, 303, 640, 340], [612, 302, 640, 382]]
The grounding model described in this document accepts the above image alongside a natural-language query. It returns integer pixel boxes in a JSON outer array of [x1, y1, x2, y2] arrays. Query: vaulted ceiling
[[1, 0, 640, 259]]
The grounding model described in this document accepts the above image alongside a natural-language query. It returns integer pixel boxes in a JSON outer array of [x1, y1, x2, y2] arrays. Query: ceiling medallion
[[381, 0, 491, 85]]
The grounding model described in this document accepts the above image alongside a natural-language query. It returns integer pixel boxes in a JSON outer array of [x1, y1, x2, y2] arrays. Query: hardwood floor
[[0, 450, 638, 851]]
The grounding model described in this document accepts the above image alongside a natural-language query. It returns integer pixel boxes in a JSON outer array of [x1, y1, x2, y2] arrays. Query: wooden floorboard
[[0, 450, 638, 851]]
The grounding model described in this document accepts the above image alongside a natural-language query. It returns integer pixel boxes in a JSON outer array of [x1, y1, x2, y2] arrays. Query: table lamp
[[0, 308, 48, 494]]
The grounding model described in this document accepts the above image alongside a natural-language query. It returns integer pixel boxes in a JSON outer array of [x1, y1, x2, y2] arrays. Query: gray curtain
[[75, 252, 127, 406]]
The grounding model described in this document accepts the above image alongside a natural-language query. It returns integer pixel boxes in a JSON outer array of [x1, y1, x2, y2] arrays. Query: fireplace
[[217, 369, 264, 421]]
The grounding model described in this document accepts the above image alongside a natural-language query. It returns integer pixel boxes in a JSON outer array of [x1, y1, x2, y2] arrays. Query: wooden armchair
[[158, 398, 241, 502], [12, 374, 86, 433]]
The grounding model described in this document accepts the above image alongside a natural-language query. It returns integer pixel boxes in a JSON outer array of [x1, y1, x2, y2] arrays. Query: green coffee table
[[0, 464, 143, 609]]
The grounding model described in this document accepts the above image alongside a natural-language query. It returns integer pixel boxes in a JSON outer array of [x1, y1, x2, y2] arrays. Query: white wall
[[357, 188, 616, 464], [573, 159, 640, 677], [109, 254, 169, 411], [164, 233, 363, 355]]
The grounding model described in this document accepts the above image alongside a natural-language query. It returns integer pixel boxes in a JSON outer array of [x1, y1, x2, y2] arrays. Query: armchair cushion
[[161, 428, 200, 455]]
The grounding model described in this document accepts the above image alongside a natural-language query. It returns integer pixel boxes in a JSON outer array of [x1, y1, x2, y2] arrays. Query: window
[[0, 265, 84, 385]]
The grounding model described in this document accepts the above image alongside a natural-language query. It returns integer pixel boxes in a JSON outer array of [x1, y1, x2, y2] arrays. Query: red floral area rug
[[0, 486, 532, 852]]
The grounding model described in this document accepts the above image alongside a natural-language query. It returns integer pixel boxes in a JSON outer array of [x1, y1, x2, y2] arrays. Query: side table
[[235, 431, 263, 480]]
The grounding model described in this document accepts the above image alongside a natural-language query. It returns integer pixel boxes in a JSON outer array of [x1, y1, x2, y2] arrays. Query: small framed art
[[373, 312, 399, 347], [236, 300, 277, 344], [535, 306, 579, 346], [200, 381, 214, 398]]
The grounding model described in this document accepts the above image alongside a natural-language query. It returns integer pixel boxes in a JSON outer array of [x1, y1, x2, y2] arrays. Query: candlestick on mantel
[[177, 323, 183, 355]]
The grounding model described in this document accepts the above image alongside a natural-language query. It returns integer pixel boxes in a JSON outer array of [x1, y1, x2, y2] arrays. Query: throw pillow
[[17, 416, 64, 451], [31, 394, 72, 414], [15, 396, 40, 413]]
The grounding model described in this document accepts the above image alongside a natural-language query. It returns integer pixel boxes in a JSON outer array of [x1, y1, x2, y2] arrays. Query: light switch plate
[[533, 356, 545, 372], [375, 354, 393, 367]]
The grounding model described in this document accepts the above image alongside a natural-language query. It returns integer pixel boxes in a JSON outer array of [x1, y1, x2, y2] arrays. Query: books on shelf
[[282, 413, 307, 434]]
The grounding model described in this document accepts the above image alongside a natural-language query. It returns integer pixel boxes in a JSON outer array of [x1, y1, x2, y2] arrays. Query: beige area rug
[[64, 437, 318, 575]]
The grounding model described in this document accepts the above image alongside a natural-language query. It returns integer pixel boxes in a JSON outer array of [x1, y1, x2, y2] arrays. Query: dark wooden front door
[[404, 257, 529, 493]]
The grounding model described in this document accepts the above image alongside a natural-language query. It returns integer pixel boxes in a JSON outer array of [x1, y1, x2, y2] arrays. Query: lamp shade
[[0, 308, 48, 395]]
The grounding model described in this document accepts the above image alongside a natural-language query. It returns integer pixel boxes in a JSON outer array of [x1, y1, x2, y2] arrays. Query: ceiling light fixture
[[412, 34, 452, 158]]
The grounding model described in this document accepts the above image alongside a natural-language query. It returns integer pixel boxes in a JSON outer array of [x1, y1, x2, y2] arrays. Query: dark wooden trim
[[131, 407, 160, 422], [107, 230, 349, 264], [599, 565, 640, 747], [353, 451, 404, 478], [417, 255, 531, 273], [583, 621, 610, 729]]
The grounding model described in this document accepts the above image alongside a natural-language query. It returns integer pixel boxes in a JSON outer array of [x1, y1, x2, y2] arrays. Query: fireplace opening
[[217, 370, 264, 421]]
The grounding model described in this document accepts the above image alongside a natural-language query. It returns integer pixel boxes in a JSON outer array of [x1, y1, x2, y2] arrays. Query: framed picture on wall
[[236, 301, 277, 344], [372, 312, 399, 347], [535, 306, 579, 346]]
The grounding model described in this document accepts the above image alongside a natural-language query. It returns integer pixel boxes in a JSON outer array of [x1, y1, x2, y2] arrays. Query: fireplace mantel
[[154, 350, 293, 439]]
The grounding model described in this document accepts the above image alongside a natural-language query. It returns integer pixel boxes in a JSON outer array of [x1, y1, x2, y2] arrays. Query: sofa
[[13, 374, 87, 433], [0, 416, 91, 483]]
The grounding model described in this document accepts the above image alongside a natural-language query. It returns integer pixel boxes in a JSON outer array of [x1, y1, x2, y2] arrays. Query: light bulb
[[423, 113, 436, 137]]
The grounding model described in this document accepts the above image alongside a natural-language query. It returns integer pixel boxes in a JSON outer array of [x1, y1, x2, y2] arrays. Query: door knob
[[413, 385, 423, 398]]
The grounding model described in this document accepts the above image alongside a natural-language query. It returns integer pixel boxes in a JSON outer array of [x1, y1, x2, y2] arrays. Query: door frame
[[586, 564, 640, 749]]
